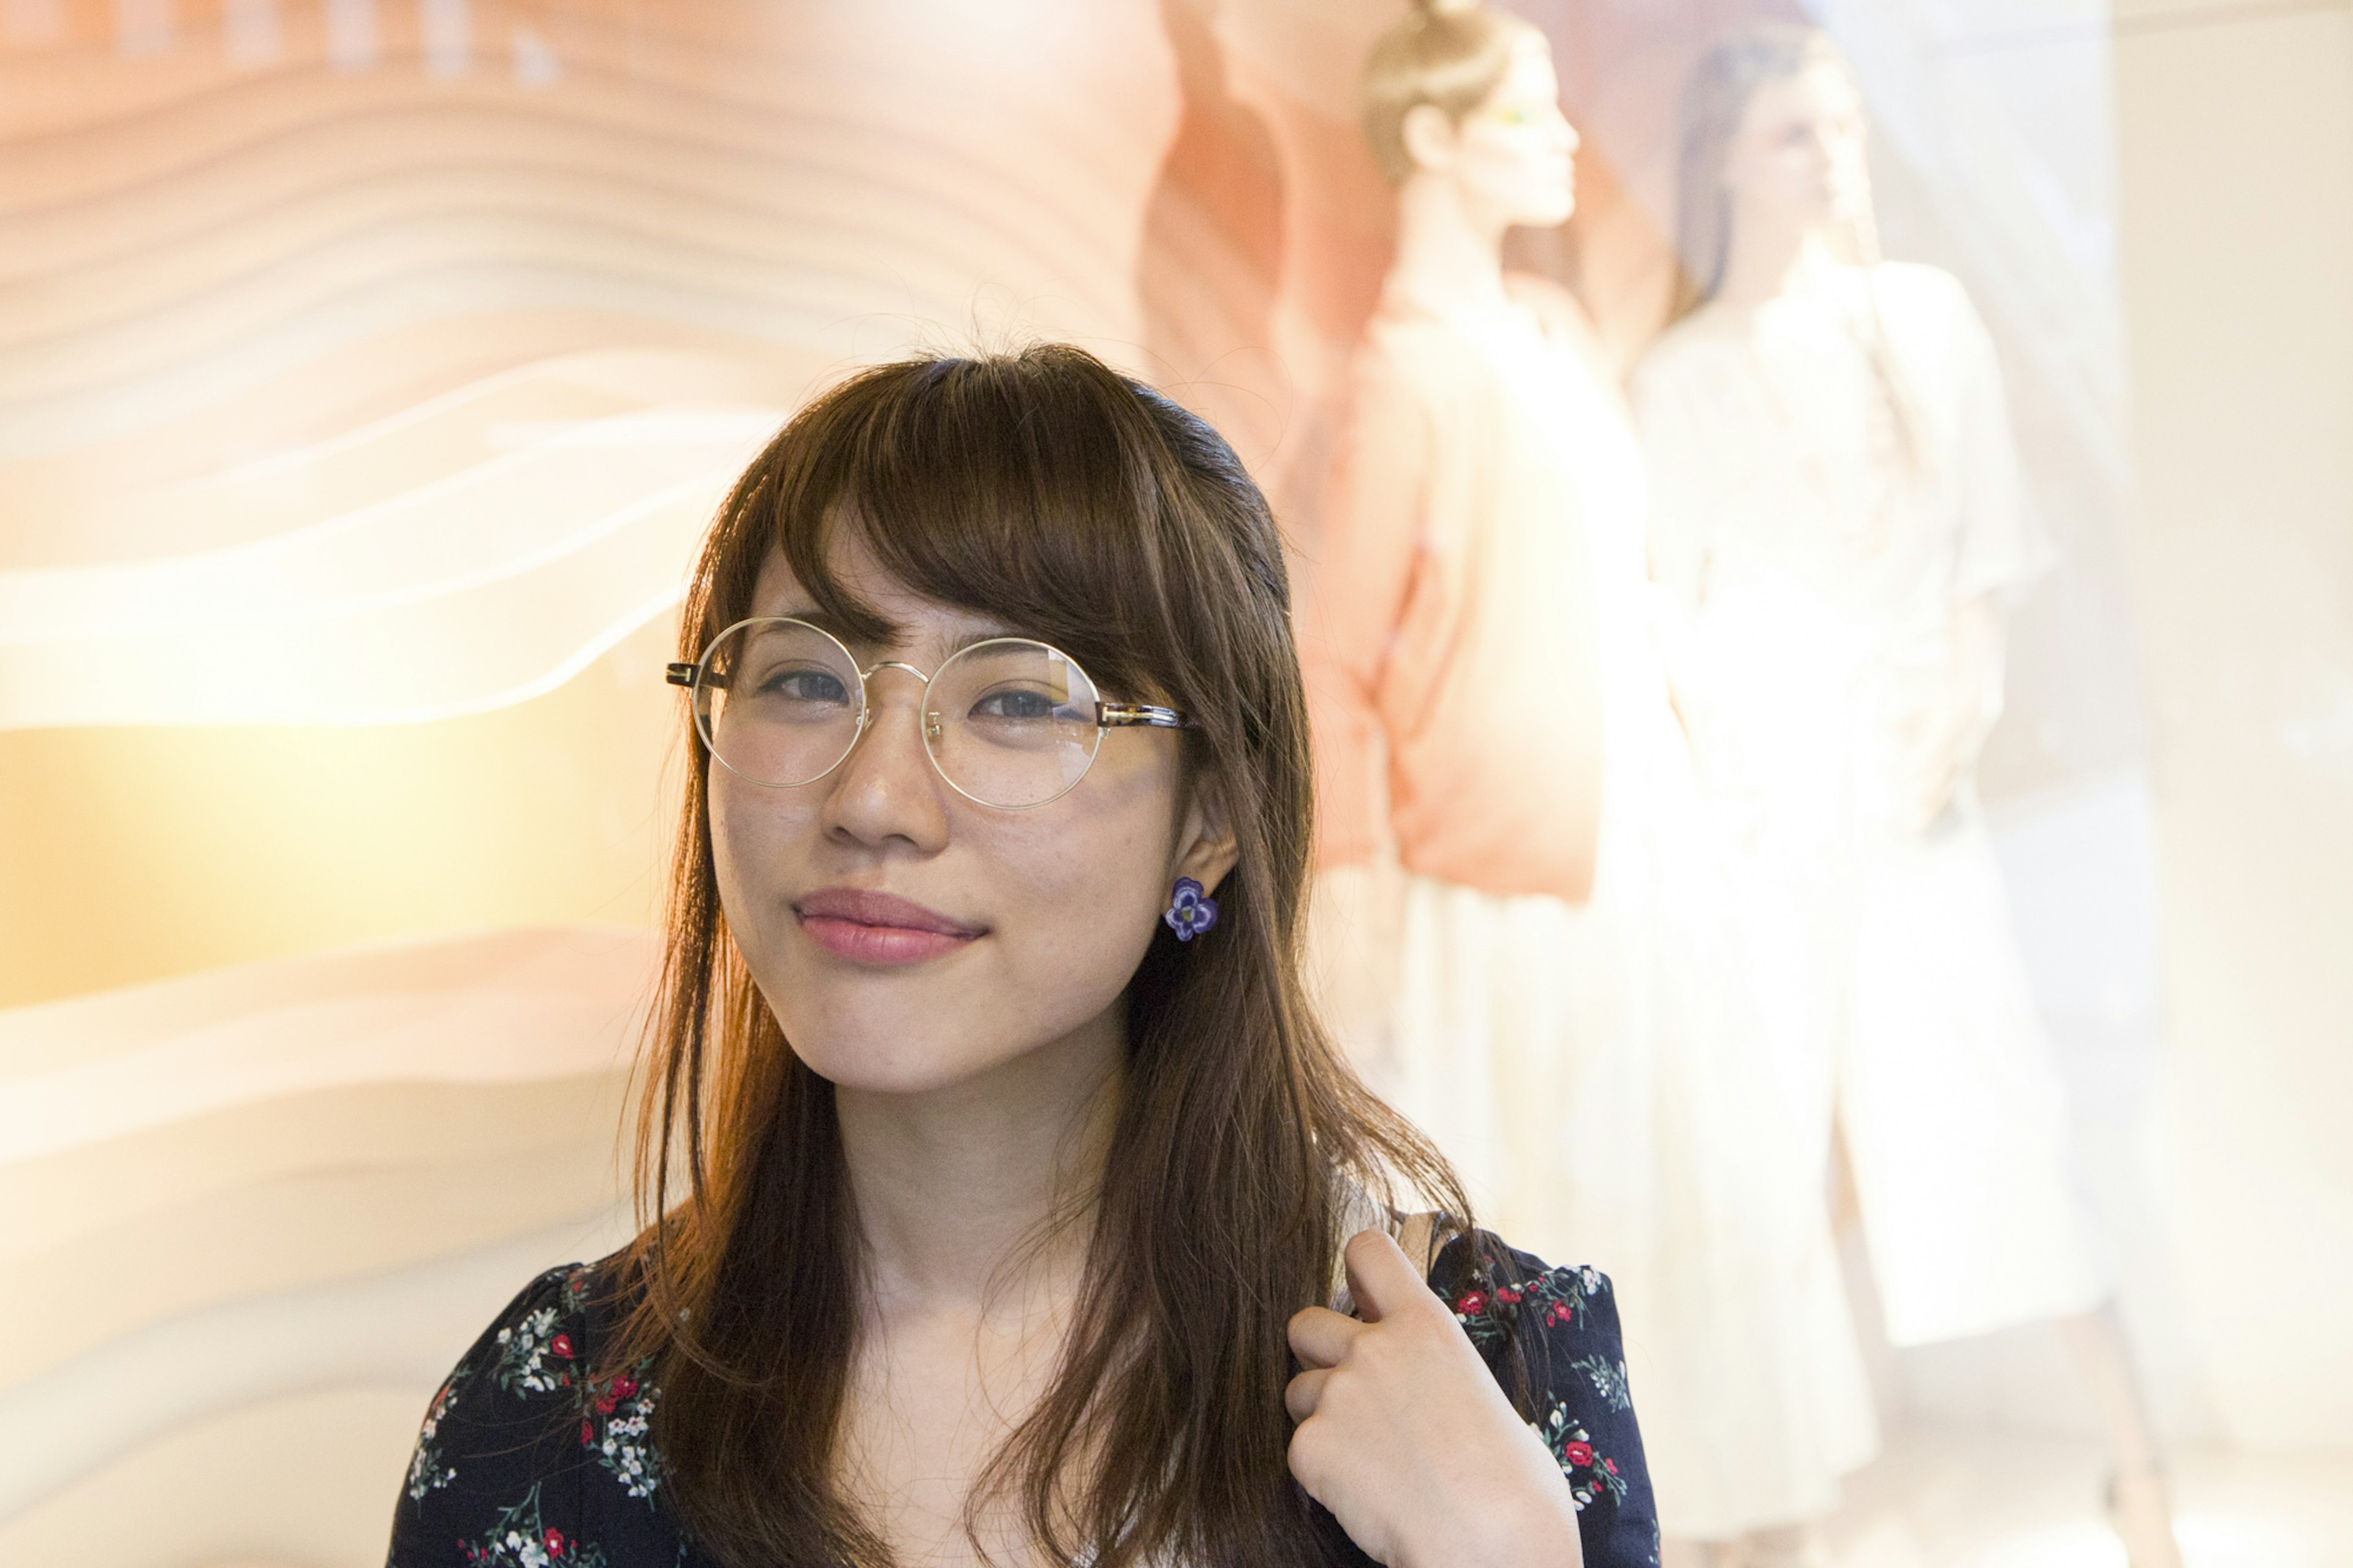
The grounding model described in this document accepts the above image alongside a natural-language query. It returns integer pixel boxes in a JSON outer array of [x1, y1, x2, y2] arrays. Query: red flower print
[[1547, 1302, 1572, 1326], [1564, 1440, 1595, 1468], [550, 1333, 574, 1358], [580, 1418, 595, 1445], [595, 1393, 618, 1414], [1604, 1457, 1618, 1474], [1454, 1290, 1488, 1316], [612, 1374, 638, 1399], [545, 1529, 565, 1555], [1495, 1286, 1523, 1305]]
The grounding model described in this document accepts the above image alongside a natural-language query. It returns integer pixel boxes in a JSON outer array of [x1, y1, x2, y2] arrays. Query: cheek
[[1828, 134, 1868, 185], [708, 776, 816, 947], [1466, 134, 1549, 203], [990, 792, 1181, 998], [999, 842, 1168, 1002], [1733, 143, 1822, 208], [930, 781, 1186, 1070]]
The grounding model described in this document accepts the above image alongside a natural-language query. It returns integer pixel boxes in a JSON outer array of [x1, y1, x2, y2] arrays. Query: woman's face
[[1721, 59, 1870, 233], [709, 535, 1237, 1099], [1426, 39, 1579, 230]]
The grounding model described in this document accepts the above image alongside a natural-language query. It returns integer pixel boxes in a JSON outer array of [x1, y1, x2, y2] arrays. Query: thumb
[[1339, 1229, 1430, 1324]]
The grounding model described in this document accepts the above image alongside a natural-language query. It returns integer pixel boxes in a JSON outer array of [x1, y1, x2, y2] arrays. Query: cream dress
[[1632, 263, 2106, 1352], [1325, 288, 1879, 1539]]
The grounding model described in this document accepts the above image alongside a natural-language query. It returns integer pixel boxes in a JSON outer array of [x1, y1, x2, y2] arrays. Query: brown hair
[[1360, 0, 1543, 184], [608, 344, 1469, 1567]]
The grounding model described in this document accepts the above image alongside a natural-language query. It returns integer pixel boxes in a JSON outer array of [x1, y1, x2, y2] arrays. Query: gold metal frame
[[665, 617, 1195, 809]]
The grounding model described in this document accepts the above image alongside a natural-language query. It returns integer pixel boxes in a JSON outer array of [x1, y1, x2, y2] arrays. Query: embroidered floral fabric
[[387, 1236, 1659, 1567]]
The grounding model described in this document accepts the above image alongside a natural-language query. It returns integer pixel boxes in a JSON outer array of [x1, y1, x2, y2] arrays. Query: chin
[[787, 1020, 1006, 1097], [1521, 195, 1575, 229]]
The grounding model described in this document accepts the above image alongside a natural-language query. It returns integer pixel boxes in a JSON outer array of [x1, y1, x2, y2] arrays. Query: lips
[[794, 887, 984, 966]]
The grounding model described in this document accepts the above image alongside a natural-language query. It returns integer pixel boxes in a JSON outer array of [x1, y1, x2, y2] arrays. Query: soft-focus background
[[1, 1, 2348, 1562]]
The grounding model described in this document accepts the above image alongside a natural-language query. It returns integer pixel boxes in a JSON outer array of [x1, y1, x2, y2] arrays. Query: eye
[[759, 664, 852, 705], [970, 686, 1063, 722]]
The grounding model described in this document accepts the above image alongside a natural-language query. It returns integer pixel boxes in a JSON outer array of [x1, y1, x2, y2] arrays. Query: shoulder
[[1335, 321, 1485, 477], [1868, 258, 1965, 297], [1503, 273, 1599, 342], [390, 1256, 673, 1566], [1355, 312, 1484, 395], [1427, 1231, 1626, 1346], [1427, 1233, 1658, 1564], [1868, 261, 1983, 328], [1631, 307, 1746, 400]]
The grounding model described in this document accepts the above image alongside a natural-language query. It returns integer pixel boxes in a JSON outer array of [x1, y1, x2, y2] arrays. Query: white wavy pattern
[[0, 923, 653, 1156], [0, 926, 659, 1538], [0, 400, 773, 726], [0, 0, 1191, 730]]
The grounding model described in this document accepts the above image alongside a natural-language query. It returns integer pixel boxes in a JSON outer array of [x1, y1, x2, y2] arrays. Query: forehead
[[1744, 61, 1862, 129], [747, 536, 1012, 653], [1493, 39, 1558, 100]]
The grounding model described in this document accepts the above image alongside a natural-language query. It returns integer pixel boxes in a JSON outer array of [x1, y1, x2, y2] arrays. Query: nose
[[819, 663, 950, 851]]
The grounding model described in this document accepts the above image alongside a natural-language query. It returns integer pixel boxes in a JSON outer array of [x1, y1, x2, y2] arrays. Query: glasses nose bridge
[[857, 657, 933, 698], [849, 659, 938, 743]]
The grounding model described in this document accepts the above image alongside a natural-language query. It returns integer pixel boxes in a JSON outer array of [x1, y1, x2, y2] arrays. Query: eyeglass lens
[[694, 620, 1105, 809]]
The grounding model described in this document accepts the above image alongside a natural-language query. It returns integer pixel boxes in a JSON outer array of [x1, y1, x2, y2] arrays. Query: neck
[[1713, 214, 1843, 308], [1387, 170, 1512, 314], [836, 1017, 1124, 1319]]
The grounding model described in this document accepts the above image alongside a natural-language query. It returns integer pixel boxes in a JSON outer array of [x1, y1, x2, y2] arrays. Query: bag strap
[[1393, 1209, 1454, 1278]]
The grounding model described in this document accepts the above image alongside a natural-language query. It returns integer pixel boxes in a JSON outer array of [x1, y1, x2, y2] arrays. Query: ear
[[1170, 777, 1240, 898], [1399, 101, 1459, 176]]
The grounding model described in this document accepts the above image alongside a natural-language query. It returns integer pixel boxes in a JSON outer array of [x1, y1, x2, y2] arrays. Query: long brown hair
[[608, 344, 1468, 1567]]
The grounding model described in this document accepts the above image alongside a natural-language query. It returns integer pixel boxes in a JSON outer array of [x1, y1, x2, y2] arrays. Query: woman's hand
[[1892, 593, 2004, 837], [1286, 1231, 1585, 1568]]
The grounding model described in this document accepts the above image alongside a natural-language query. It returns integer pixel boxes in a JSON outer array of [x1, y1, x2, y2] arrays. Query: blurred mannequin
[[1302, 0, 1604, 1260], [1632, 25, 2181, 1568], [1303, 9, 1833, 1554]]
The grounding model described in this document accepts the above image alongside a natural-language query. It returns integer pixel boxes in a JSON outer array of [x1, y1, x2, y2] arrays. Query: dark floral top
[[387, 1235, 1659, 1567]]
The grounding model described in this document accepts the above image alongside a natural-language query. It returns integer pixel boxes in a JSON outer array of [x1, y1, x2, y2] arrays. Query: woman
[[386, 346, 1658, 1567], [1633, 24, 2179, 1567]]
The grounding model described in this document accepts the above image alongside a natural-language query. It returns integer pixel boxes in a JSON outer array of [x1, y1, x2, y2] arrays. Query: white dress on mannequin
[[1632, 260, 2107, 1364]]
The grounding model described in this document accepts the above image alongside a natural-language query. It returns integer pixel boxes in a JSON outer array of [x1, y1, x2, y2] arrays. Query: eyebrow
[[768, 607, 1020, 662]]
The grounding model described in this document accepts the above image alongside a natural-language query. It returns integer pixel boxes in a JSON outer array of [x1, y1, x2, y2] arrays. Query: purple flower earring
[[1163, 877, 1219, 942]]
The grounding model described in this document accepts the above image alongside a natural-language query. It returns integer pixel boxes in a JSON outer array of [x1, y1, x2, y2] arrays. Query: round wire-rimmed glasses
[[665, 616, 1195, 810]]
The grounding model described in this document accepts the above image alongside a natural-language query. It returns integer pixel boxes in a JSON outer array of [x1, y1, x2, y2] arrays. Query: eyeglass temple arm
[[1097, 701, 1194, 730]]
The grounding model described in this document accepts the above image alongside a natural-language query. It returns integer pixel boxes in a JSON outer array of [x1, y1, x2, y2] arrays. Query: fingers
[[1284, 1366, 1328, 1423], [1288, 1304, 1362, 1368], [1339, 1227, 1435, 1323]]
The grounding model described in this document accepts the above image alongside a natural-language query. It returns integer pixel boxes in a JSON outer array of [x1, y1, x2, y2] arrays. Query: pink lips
[[795, 887, 985, 966]]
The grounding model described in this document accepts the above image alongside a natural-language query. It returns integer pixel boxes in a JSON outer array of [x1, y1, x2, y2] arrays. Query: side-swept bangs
[[698, 347, 1284, 746]]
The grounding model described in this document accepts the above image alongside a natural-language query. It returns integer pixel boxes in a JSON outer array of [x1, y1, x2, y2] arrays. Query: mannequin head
[[1362, 0, 1577, 234], [1674, 23, 1872, 309]]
